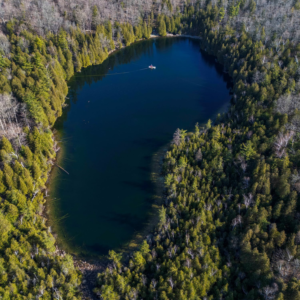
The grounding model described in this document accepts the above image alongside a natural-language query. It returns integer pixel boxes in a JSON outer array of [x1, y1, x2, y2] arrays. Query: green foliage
[[158, 16, 167, 36], [229, 1, 240, 17], [249, 0, 256, 13], [219, 7, 225, 21], [0, 55, 10, 70], [133, 251, 146, 267], [140, 240, 150, 256], [121, 23, 135, 46], [0, 19, 116, 300], [98, 285, 120, 300], [3, 2, 300, 300], [241, 141, 256, 160], [109, 250, 122, 265], [92, 5, 99, 30], [206, 119, 212, 129], [24, 91, 48, 126], [159, 205, 166, 226]]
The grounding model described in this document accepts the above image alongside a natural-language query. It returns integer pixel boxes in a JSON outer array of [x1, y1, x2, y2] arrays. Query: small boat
[[149, 64, 156, 69]]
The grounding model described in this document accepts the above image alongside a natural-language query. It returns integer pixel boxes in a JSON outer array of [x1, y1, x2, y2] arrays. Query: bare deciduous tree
[[232, 215, 242, 228], [172, 128, 181, 146], [195, 148, 202, 162], [0, 93, 25, 147], [168, 277, 174, 289], [243, 193, 253, 209], [273, 131, 294, 158], [260, 283, 278, 300]]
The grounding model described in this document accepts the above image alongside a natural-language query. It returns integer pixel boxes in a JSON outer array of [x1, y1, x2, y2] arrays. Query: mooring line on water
[[74, 67, 149, 77]]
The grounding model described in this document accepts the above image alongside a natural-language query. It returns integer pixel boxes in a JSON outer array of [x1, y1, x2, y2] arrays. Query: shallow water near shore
[[49, 37, 232, 257]]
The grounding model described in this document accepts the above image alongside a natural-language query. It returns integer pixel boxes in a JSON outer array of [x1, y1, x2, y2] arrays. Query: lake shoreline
[[47, 139, 169, 300], [46, 35, 231, 299], [45, 38, 170, 300], [119, 144, 169, 256], [106, 33, 201, 56], [150, 33, 201, 39], [47, 35, 203, 259]]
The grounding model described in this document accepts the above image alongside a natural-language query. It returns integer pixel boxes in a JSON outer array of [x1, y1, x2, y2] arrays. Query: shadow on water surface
[[49, 37, 233, 258]]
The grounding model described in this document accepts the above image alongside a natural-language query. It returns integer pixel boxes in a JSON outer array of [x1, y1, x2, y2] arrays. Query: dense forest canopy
[[1, 0, 300, 299]]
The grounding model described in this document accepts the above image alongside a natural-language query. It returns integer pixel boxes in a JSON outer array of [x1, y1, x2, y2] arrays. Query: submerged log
[[54, 162, 69, 175]]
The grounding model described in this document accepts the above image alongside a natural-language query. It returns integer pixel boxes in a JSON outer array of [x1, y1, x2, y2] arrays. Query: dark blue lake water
[[49, 37, 232, 257]]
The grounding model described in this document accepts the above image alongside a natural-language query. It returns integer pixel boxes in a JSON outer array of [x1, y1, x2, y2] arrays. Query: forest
[[0, 0, 300, 299]]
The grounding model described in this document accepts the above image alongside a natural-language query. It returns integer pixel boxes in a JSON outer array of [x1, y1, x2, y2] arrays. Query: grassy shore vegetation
[[1, 0, 300, 299]]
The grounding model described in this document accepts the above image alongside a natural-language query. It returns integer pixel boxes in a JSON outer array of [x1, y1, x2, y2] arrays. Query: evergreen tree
[[158, 17, 167, 36]]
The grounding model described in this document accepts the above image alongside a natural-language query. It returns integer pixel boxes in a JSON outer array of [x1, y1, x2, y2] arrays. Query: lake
[[49, 37, 232, 257]]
